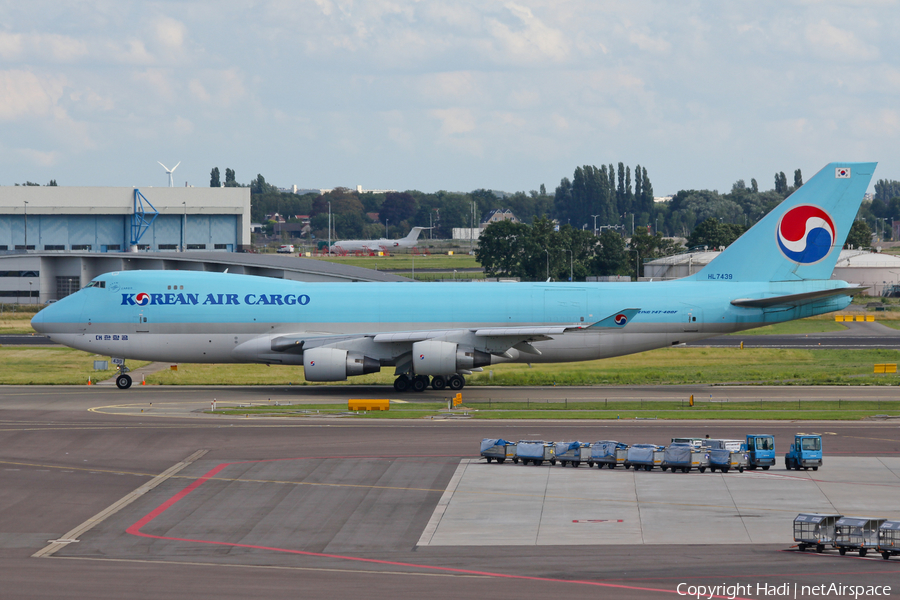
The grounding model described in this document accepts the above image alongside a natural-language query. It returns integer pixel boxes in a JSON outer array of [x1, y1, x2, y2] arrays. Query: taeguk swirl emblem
[[614, 313, 628, 325], [776, 205, 836, 265]]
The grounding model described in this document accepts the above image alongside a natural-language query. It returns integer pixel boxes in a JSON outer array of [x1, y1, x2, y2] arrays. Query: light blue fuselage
[[31, 269, 852, 366]]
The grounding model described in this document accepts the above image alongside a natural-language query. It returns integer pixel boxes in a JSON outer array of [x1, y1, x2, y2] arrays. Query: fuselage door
[[136, 309, 150, 333], [544, 288, 588, 324], [683, 306, 702, 332]]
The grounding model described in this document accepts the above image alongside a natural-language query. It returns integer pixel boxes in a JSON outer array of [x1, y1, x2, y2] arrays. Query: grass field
[[212, 399, 900, 420], [0, 346, 150, 384], [127, 347, 900, 387], [0, 305, 41, 334]]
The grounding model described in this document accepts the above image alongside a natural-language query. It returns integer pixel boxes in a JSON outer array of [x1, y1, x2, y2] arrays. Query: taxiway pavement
[[1, 385, 899, 600]]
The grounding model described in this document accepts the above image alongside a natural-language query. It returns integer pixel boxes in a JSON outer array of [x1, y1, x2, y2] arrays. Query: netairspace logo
[[676, 581, 891, 599]]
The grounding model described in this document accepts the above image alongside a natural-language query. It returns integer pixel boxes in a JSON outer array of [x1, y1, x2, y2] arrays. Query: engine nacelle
[[411, 340, 491, 376], [303, 348, 380, 381]]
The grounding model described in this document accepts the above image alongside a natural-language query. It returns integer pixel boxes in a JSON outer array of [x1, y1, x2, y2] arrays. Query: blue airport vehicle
[[745, 434, 776, 470], [590, 441, 628, 469], [701, 439, 746, 473], [785, 434, 822, 471]]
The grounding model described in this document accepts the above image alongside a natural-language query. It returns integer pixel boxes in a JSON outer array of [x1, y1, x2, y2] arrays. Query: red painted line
[[126, 457, 751, 598]]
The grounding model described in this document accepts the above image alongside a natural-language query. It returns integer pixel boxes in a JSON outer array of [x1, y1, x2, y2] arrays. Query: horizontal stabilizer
[[587, 308, 641, 329], [730, 286, 866, 308]]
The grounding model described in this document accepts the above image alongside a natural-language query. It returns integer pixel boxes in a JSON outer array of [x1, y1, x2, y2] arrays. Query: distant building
[[482, 208, 519, 227]]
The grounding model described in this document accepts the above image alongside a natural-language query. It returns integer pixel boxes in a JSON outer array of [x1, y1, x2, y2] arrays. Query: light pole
[[591, 214, 600, 236], [543, 249, 549, 281], [627, 248, 640, 280], [28, 281, 33, 304], [23, 201, 28, 251], [385, 219, 389, 239], [327, 201, 331, 254], [181, 201, 186, 252], [563, 249, 573, 282]]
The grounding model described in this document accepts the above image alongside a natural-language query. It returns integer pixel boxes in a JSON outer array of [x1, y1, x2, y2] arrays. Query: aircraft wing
[[730, 287, 866, 308], [270, 309, 640, 356]]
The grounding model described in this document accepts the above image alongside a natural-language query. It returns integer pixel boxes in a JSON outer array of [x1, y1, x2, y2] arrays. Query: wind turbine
[[158, 161, 181, 187]]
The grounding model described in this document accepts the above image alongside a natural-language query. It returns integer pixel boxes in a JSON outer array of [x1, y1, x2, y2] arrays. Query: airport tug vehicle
[[745, 434, 775, 470], [785, 434, 822, 471]]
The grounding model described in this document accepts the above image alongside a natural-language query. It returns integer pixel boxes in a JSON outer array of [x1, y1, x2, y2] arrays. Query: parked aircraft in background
[[32, 163, 875, 392], [329, 226, 429, 254]]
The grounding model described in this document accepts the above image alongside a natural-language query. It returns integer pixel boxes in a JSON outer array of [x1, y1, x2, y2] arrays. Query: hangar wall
[[0, 186, 250, 252]]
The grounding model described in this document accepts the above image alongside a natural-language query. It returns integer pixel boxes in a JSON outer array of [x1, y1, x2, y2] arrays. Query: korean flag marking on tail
[[776, 205, 836, 265], [835, 167, 851, 178], [614, 313, 628, 326]]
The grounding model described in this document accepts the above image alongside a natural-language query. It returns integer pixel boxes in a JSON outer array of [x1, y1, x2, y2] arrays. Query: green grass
[[211, 399, 900, 420], [0, 305, 41, 334], [728, 320, 848, 336], [0, 347, 150, 384]]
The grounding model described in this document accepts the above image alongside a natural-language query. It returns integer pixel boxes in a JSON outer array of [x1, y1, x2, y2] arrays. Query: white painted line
[[32, 449, 208, 558], [416, 458, 473, 547]]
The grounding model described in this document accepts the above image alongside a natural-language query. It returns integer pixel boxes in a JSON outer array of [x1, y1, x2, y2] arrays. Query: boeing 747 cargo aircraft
[[31, 163, 875, 392]]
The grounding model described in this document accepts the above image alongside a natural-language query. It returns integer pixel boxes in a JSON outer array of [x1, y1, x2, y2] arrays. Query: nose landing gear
[[114, 360, 132, 389]]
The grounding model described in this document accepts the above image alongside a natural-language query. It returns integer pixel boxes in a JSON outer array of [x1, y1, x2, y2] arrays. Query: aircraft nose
[[31, 306, 47, 333]]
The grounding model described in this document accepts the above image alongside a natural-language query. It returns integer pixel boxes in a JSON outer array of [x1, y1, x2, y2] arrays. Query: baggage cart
[[671, 437, 705, 450], [661, 443, 709, 473], [554, 441, 590, 467], [702, 439, 748, 473], [590, 441, 628, 469], [480, 438, 516, 464], [514, 440, 556, 466], [834, 516, 886, 556], [625, 444, 664, 471], [793, 513, 842, 553], [877, 520, 900, 560]]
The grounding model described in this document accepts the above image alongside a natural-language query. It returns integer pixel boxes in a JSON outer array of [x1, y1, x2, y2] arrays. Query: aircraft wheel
[[412, 375, 429, 392], [116, 374, 132, 389], [839, 547, 846, 556], [762, 466, 769, 471], [859, 548, 867, 557], [431, 375, 447, 390], [448, 374, 465, 390], [393, 375, 411, 392]]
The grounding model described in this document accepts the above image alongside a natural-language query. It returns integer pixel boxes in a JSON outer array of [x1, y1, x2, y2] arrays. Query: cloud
[[17, 148, 59, 167], [804, 19, 878, 61], [153, 16, 187, 50], [0, 70, 64, 120], [430, 107, 476, 136]]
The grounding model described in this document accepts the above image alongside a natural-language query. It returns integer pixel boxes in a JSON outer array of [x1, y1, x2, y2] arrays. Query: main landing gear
[[114, 361, 132, 389], [393, 374, 465, 392]]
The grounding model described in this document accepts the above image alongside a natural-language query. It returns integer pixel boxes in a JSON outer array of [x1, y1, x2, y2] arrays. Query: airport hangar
[[0, 186, 406, 303]]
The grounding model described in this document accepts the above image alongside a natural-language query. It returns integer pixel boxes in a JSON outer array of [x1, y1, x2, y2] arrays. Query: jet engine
[[303, 348, 380, 381], [411, 340, 491, 376]]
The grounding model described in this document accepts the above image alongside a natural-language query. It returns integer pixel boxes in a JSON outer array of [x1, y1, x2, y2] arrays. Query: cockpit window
[[85, 280, 106, 289]]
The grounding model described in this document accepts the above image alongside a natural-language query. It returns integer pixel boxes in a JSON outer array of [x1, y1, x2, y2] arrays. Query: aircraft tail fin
[[688, 162, 876, 282], [403, 227, 429, 241]]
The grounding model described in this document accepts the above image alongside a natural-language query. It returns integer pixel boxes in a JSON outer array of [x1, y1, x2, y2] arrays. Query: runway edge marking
[[416, 458, 474, 547], [32, 449, 208, 558]]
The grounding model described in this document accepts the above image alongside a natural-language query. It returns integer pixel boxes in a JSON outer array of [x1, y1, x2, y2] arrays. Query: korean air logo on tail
[[135, 292, 150, 306], [614, 313, 628, 326], [776, 205, 836, 265]]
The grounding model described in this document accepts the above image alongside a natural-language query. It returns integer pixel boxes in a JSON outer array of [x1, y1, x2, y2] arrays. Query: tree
[[592, 230, 628, 276], [750, 178, 758, 193], [380, 192, 418, 229], [47, 179, 57, 186], [686, 218, 746, 250], [845, 220, 872, 250], [775, 172, 788, 195], [793, 169, 803, 189], [250, 174, 276, 195], [874, 179, 900, 205], [210, 167, 220, 188], [224, 168, 238, 187], [476, 220, 531, 278]]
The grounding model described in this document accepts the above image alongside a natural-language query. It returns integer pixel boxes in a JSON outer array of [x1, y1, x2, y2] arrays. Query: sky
[[1, 0, 898, 196]]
